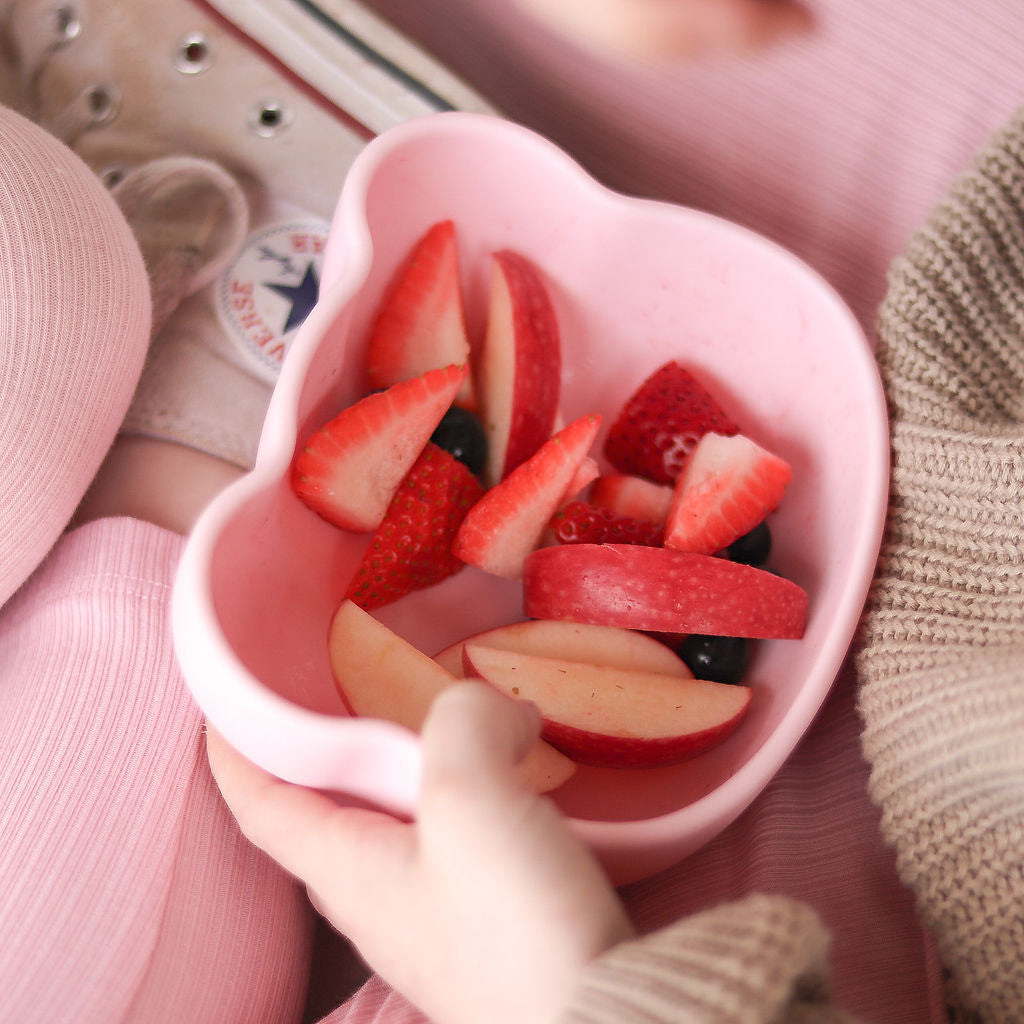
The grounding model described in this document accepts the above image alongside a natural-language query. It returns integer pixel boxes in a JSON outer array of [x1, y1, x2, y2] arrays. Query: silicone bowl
[[172, 112, 889, 885]]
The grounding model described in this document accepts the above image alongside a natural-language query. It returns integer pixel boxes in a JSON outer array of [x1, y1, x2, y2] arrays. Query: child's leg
[[0, 519, 313, 1024], [0, 102, 150, 606], [0, 106, 313, 1022]]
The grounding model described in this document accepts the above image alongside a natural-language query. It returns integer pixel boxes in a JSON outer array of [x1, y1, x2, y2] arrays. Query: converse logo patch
[[218, 220, 330, 383]]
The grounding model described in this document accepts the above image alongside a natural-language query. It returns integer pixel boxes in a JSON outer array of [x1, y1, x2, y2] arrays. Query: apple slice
[[433, 618, 693, 678], [523, 543, 807, 639], [462, 644, 751, 768], [329, 600, 576, 792], [477, 250, 561, 486]]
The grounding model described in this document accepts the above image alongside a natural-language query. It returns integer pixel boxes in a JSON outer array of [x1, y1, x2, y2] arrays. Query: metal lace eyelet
[[54, 5, 82, 43], [99, 165, 127, 188], [248, 99, 292, 137], [84, 83, 119, 124], [174, 33, 213, 74]]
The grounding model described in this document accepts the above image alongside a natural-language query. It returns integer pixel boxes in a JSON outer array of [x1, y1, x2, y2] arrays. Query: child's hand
[[206, 682, 634, 1024], [514, 0, 813, 61]]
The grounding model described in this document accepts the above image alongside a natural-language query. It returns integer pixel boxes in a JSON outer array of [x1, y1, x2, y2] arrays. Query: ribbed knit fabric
[[563, 895, 856, 1024], [857, 107, 1024, 1024], [0, 517, 314, 1023], [0, 103, 150, 607], [317, 979, 431, 1024]]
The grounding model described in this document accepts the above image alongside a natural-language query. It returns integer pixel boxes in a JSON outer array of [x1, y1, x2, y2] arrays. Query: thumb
[[418, 682, 543, 812]]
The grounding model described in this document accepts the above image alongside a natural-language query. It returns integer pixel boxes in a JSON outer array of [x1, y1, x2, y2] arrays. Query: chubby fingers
[[418, 682, 543, 808], [205, 726, 414, 903], [419, 684, 544, 786], [515, 0, 813, 62], [205, 683, 540, 878], [206, 686, 546, 928]]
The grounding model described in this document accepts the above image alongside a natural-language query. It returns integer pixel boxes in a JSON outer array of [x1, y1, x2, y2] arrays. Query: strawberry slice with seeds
[[664, 432, 791, 555], [562, 455, 600, 502], [551, 500, 664, 547], [365, 220, 474, 407], [603, 362, 738, 484], [453, 413, 602, 579], [346, 443, 485, 610], [293, 363, 468, 532], [588, 473, 674, 524]]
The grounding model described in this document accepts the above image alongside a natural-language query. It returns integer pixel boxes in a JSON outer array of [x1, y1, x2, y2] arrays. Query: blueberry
[[726, 521, 772, 566], [430, 405, 487, 478], [680, 634, 751, 685]]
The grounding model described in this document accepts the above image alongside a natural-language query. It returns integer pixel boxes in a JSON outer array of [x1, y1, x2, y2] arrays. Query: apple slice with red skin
[[328, 599, 576, 793], [462, 643, 751, 769], [523, 543, 807, 639], [433, 617, 693, 678], [477, 250, 561, 486]]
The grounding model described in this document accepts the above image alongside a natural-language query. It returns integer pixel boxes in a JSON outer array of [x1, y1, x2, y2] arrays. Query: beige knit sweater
[[562, 106, 1024, 1024]]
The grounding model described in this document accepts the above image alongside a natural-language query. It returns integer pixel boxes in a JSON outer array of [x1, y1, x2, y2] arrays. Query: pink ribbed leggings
[[0, 100, 944, 1024], [0, 104, 317, 1023]]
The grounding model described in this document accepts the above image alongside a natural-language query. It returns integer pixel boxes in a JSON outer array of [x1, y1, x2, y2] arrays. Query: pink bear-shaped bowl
[[172, 112, 889, 886]]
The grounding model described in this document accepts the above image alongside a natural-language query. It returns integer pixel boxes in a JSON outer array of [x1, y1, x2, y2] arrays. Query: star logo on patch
[[264, 261, 320, 333], [216, 220, 330, 384]]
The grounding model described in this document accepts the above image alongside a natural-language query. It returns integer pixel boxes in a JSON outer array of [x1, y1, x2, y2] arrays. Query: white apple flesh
[[462, 643, 751, 768], [329, 600, 576, 792], [433, 617, 692, 678], [523, 542, 807, 639], [477, 250, 561, 486]]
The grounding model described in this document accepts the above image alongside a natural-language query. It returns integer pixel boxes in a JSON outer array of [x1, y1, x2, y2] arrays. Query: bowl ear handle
[[315, 719, 423, 817]]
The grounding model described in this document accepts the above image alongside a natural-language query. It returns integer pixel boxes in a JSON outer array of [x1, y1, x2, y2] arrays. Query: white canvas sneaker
[[0, 0, 496, 467]]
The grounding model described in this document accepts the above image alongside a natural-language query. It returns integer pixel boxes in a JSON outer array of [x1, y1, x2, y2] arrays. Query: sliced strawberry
[[293, 363, 468, 532], [589, 473, 674, 524], [663, 432, 791, 555], [603, 362, 739, 484], [365, 220, 474, 407], [346, 443, 485, 610], [453, 413, 602, 580], [562, 455, 600, 502], [551, 500, 664, 547]]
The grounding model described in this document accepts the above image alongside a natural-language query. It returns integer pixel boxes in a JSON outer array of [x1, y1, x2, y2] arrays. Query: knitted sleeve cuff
[[857, 103, 1024, 1021], [560, 894, 858, 1024]]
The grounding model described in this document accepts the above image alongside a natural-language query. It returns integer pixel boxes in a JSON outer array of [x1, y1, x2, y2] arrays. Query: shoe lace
[[112, 157, 250, 334]]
